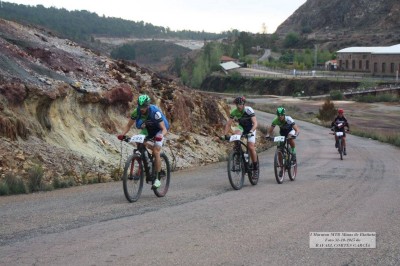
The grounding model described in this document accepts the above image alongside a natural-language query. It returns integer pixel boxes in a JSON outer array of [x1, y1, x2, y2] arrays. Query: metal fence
[[245, 64, 399, 83]]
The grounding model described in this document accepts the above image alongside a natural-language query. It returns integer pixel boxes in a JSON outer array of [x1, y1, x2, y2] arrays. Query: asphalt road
[[1, 111, 400, 265]]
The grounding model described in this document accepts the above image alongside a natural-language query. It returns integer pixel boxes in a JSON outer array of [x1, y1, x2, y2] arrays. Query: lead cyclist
[[222, 96, 259, 178]]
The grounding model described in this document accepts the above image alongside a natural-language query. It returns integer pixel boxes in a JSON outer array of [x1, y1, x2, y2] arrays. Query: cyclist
[[118, 94, 169, 189], [222, 96, 259, 178], [266, 107, 300, 164], [331, 108, 350, 155]]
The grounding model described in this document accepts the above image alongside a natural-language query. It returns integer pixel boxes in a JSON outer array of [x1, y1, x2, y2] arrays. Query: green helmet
[[137, 94, 150, 107], [276, 107, 285, 116]]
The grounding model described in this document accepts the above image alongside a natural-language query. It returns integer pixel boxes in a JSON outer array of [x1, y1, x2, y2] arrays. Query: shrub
[[330, 90, 343, 100], [356, 93, 399, 103], [357, 80, 378, 90], [3, 172, 27, 195], [27, 164, 44, 192], [317, 99, 336, 121], [0, 182, 10, 195], [110, 167, 122, 181]]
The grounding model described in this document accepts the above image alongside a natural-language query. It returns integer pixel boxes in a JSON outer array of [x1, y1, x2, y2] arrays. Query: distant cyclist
[[266, 107, 300, 162], [222, 96, 259, 178], [331, 108, 350, 155], [118, 94, 169, 189]]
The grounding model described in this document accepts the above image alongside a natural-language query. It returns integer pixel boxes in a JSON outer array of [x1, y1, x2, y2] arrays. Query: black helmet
[[233, 96, 246, 105]]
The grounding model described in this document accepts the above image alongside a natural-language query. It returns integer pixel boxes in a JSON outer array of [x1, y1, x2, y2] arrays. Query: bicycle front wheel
[[338, 138, 343, 160], [248, 155, 259, 185], [227, 151, 245, 190], [288, 154, 297, 181], [153, 153, 171, 197], [123, 154, 144, 202], [274, 149, 285, 184]]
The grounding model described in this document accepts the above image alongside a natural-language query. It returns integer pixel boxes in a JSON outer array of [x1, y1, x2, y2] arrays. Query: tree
[[283, 32, 300, 48], [110, 44, 136, 60], [317, 99, 336, 121]]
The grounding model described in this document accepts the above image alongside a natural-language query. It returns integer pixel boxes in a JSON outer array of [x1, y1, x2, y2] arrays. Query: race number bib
[[336, 132, 344, 137], [274, 136, 285, 142], [229, 135, 241, 142], [130, 134, 146, 143]]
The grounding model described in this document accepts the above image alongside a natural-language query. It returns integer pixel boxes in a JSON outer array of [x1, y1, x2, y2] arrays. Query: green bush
[[357, 80, 378, 90], [0, 182, 9, 195], [330, 90, 343, 100], [2, 173, 27, 195], [28, 164, 44, 192], [356, 93, 399, 103]]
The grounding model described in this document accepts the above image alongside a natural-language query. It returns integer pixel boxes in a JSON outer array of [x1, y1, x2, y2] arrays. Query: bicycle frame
[[330, 129, 345, 160], [273, 135, 297, 183], [127, 135, 154, 179], [122, 134, 171, 202], [226, 134, 258, 190], [231, 134, 252, 175]]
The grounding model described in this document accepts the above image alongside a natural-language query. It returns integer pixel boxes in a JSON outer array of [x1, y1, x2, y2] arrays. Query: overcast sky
[[3, 0, 307, 33]]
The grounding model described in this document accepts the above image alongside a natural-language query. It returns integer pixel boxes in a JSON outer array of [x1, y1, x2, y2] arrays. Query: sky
[[2, 0, 307, 34]]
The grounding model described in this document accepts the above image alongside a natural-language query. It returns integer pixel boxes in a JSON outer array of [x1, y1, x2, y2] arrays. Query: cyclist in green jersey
[[266, 107, 300, 162], [118, 94, 169, 189], [222, 96, 259, 178]]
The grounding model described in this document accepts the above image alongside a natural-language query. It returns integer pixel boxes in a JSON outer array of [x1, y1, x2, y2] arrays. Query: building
[[336, 44, 400, 76], [220, 61, 241, 74], [325, 60, 338, 71], [220, 55, 238, 64]]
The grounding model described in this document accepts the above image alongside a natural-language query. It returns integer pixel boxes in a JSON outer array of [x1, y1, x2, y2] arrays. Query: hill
[[275, 0, 400, 49], [1, 18, 266, 189]]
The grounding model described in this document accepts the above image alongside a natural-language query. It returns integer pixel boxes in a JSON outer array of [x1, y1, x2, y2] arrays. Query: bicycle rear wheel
[[153, 153, 171, 197], [288, 153, 297, 181], [227, 151, 245, 190], [123, 154, 144, 202], [248, 155, 259, 185], [338, 138, 343, 160], [274, 149, 285, 184]]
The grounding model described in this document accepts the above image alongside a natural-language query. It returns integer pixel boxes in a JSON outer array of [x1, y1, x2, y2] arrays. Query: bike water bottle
[[244, 153, 249, 163]]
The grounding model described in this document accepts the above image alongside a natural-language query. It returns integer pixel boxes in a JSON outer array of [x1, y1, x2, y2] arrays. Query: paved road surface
[[1, 111, 400, 265]]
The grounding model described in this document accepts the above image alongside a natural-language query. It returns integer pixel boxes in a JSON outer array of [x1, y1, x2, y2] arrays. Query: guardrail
[[245, 64, 399, 83]]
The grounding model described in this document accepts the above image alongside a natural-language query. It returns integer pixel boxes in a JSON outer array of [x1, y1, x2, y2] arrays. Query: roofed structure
[[336, 44, 400, 76]]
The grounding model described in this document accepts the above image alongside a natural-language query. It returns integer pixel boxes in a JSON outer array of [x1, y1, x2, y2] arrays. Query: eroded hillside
[[276, 0, 400, 49], [0, 19, 264, 186]]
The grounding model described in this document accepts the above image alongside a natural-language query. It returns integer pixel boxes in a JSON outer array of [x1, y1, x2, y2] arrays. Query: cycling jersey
[[133, 105, 170, 138], [130, 108, 138, 120], [271, 115, 296, 137], [331, 116, 349, 132], [229, 106, 255, 134]]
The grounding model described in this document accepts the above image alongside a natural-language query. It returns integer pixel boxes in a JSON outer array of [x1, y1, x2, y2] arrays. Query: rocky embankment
[[0, 19, 268, 187]]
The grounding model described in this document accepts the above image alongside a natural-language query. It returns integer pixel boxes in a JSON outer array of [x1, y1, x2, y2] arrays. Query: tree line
[[0, 2, 228, 41]]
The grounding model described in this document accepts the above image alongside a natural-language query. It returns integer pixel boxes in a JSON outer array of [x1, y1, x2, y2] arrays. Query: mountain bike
[[271, 135, 297, 184], [121, 135, 171, 202], [225, 134, 259, 190], [330, 122, 349, 160]]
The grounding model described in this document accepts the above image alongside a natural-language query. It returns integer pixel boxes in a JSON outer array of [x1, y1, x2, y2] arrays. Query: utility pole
[[314, 44, 318, 69]]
